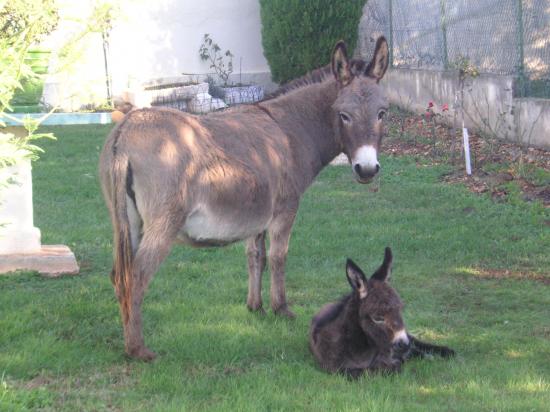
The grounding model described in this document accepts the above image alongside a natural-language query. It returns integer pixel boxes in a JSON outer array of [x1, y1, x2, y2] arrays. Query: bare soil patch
[[385, 111, 550, 207], [466, 267, 550, 285]]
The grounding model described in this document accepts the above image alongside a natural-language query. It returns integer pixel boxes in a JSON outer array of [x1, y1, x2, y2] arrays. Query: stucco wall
[[43, 0, 273, 110], [108, 0, 271, 91], [514, 98, 550, 149]]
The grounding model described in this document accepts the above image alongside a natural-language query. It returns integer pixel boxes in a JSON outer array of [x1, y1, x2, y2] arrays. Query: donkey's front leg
[[407, 334, 456, 359], [246, 231, 267, 313], [268, 211, 297, 318]]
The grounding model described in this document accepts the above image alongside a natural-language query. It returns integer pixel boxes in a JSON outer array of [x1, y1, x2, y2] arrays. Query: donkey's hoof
[[440, 347, 456, 358], [126, 346, 157, 361], [247, 304, 266, 316], [273, 306, 296, 319]]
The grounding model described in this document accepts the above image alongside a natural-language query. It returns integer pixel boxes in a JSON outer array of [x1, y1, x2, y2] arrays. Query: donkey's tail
[[110, 144, 134, 324]]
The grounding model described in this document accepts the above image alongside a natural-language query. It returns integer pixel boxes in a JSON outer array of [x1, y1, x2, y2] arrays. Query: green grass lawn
[[1, 124, 549, 411]]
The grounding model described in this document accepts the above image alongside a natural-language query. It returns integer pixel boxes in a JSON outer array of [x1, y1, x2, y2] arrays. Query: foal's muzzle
[[392, 329, 410, 346]]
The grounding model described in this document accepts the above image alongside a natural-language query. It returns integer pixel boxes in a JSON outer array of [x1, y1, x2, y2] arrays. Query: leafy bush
[[0, 0, 60, 175], [199, 34, 234, 86], [259, 0, 366, 84], [0, 0, 119, 203], [0, 0, 59, 44]]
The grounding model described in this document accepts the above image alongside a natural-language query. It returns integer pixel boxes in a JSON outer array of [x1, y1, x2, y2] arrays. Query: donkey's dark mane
[[311, 293, 353, 338], [263, 66, 332, 100], [263, 59, 368, 101]]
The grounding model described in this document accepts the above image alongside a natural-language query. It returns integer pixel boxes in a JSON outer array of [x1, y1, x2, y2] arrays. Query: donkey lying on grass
[[310, 248, 455, 378], [100, 37, 391, 360]]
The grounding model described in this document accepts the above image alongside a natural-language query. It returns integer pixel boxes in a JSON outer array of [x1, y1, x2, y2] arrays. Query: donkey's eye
[[377, 110, 387, 121], [339, 112, 351, 124], [372, 316, 385, 324]]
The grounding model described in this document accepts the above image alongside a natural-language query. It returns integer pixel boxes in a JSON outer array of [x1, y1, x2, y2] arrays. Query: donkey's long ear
[[371, 247, 393, 281], [332, 41, 352, 86], [365, 36, 389, 82], [346, 258, 368, 299]]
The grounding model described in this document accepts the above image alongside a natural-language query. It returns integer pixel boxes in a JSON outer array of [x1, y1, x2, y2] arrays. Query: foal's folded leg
[[407, 334, 456, 358], [341, 367, 366, 380], [367, 352, 403, 374]]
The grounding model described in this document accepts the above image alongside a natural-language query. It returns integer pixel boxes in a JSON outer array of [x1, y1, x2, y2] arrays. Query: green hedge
[[259, 0, 366, 84]]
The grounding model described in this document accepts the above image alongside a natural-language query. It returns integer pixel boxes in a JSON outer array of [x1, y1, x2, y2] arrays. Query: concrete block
[[0, 245, 79, 277]]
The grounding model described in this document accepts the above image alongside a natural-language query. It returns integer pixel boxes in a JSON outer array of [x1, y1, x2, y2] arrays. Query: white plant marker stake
[[463, 126, 472, 175]]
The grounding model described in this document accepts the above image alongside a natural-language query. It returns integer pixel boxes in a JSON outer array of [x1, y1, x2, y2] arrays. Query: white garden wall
[[43, 0, 273, 110]]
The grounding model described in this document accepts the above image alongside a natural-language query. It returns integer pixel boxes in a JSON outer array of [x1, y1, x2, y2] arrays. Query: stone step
[[0, 245, 79, 277]]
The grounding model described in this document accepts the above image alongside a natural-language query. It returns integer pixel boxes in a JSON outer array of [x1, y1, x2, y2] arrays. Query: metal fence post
[[516, 0, 526, 96], [389, 0, 394, 67], [102, 30, 112, 104], [440, 0, 449, 70]]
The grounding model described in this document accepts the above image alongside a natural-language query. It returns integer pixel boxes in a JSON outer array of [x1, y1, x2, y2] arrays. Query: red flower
[[442, 103, 449, 112], [425, 111, 432, 119], [428, 101, 434, 108]]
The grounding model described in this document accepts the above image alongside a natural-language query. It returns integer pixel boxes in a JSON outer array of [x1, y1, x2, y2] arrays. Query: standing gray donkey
[[310, 248, 455, 378], [100, 38, 391, 360]]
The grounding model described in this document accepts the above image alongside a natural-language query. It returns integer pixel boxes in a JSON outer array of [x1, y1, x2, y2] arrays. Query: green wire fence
[[358, 0, 550, 98]]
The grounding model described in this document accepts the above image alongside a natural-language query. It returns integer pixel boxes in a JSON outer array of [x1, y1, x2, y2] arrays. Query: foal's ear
[[371, 247, 393, 281], [365, 36, 389, 82], [346, 258, 368, 299], [332, 41, 352, 86]]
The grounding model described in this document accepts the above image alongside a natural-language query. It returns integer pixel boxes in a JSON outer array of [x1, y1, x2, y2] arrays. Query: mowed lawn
[[0, 124, 549, 411]]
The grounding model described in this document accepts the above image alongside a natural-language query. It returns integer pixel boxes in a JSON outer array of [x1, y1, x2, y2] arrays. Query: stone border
[[0, 245, 79, 277], [1, 112, 112, 126]]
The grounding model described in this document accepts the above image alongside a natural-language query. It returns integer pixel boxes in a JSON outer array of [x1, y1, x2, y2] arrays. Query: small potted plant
[[199, 34, 264, 106], [10, 48, 52, 113]]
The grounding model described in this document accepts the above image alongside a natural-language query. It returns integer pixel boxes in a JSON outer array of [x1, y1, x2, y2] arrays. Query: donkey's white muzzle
[[352, 145, 380, 183], [392, 329, 410, 346]]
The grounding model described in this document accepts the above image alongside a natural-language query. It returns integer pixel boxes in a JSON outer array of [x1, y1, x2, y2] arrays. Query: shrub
[[0, 0, 119, 203], [259, 0, 365, 84], [0, 0, 60, 176], [0, 0, 59, 44]]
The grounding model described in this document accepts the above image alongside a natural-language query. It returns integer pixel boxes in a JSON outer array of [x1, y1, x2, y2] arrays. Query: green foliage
[[0, 116, 55, 168], [0, 0, 120, 208], [54, 1, 120, 75], [199, 34, 234, 86], [0, 0, 57, 112], [259, 0, 366, 84], [0, 0, 59, 45], [451, 55, 480, 82], [0, 0, 59, 185]]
